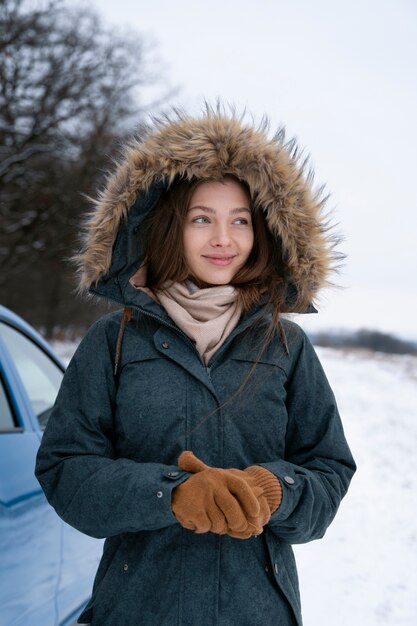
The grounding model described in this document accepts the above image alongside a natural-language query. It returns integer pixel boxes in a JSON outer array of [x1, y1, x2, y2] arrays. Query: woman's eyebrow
[[230, 207, 251, 215], [188, 205, 251, 214]]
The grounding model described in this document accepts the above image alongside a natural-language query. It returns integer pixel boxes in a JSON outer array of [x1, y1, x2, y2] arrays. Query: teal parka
[[35, 108, 356, 626]]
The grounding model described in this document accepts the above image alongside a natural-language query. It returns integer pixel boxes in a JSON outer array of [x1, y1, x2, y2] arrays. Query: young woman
[[35, 108, 356, 626]]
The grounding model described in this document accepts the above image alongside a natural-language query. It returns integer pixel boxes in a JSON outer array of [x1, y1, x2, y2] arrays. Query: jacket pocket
[[264, 531, 302, 626]]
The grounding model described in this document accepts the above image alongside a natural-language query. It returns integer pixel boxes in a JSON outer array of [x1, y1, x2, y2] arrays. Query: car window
[[0, 322, 64, 429], [0, 375, 16, 430]]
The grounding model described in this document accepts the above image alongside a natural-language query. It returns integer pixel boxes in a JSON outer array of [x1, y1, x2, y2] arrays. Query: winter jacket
[[35, 107, 356, 626]]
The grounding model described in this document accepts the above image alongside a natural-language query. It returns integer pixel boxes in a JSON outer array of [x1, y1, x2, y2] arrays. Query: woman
[[35, 107, 356, 626]]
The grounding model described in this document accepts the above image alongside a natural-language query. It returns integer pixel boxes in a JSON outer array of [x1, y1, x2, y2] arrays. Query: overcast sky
[[91, 0, 417, 338]]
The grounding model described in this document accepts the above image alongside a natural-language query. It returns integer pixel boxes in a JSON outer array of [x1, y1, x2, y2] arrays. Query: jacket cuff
[[244, 465, 283, 514], [160, 467, 192, 525]]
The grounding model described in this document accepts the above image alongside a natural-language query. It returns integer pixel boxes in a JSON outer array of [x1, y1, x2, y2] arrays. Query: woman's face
[[183, 179, 254, 286]]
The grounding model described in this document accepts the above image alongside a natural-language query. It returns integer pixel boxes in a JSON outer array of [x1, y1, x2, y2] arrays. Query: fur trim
[[74, 105, 342, 310]]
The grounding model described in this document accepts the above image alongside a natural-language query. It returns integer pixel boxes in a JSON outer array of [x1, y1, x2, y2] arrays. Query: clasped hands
[[172, 451, 282, 539]]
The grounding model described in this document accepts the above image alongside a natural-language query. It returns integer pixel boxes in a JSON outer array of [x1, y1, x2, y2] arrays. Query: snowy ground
[[52, 340, 417, 625], [294, 347, 417, 626]]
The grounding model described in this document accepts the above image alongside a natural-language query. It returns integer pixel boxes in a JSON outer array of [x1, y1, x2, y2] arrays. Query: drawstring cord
[[114, 307, 132, 376]]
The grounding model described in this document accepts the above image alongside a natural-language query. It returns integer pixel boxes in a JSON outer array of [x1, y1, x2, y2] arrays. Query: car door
[[0, 314, 102, 626], [0, 318, 64, 625]]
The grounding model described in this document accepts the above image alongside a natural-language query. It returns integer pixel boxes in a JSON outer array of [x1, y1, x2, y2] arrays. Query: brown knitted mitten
[[174, 452, 271, 538], [172, 451, 264, 536]]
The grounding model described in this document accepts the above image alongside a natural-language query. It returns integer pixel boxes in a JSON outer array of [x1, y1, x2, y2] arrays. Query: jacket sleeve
[[258, 328, 356, 544], [35, 315, 191, 539]]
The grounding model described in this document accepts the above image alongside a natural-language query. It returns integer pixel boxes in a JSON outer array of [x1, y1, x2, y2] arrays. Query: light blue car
[[0, 305, 103, 626]]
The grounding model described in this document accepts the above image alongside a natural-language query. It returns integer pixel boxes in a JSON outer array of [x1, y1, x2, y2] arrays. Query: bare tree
[[0, 0, 173, 335]]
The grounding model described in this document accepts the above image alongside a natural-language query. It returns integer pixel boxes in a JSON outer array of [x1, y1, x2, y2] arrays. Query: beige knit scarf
[[155, 281, 242, 365]]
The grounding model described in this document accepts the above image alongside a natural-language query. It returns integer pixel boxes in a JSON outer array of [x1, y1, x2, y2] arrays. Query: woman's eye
[[192, 216, 210, 224], [233, 218, 249, 225]]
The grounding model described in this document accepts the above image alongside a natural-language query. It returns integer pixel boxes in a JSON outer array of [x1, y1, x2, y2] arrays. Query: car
[[0, 305, 103, 626]]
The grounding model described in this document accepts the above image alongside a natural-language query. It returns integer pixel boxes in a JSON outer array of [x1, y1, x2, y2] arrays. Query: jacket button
[[284, 475, 295, 485], [167, 471, 179, 477], [156, 491, 163, 498], [265, 565, 269, 572], [274, 563, 279, 574], [123, 563, 129, 572], [162, 341, 170, 349]]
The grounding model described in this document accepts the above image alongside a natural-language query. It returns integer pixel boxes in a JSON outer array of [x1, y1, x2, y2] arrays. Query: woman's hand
[[172, 451, 274, 539]]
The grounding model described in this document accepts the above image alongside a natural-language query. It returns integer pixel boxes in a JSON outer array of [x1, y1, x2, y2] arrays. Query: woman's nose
[[210, 224, 231, 246]]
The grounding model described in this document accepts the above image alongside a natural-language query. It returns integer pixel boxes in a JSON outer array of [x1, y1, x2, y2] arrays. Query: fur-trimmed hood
[[75, 106, 341, 312]]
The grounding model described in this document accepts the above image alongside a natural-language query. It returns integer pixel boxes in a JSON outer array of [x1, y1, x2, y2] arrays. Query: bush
[[313, 329, 417, 356]]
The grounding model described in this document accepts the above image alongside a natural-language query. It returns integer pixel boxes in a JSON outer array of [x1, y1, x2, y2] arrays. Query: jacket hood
[[74, 106, 341, 312]]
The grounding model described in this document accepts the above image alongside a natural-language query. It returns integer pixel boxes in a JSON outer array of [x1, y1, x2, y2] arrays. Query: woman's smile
[[202, 254, 237, 266]]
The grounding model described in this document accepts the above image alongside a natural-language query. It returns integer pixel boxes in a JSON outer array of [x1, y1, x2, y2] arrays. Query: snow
[[52, 340, 79, 366], [294, 347, 417, 625], [51, 340, 417, 625]]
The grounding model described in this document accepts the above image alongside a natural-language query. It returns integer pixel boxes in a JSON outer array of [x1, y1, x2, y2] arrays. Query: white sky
[[91, 0, 417, 339]]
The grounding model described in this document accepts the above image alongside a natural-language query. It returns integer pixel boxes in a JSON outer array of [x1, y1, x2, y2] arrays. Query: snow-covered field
[[52, 340, 417, 625], [294, 347, 417, 626]]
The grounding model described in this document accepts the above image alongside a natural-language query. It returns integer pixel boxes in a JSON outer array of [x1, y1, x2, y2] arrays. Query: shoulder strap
[[114, 307, 132, 376]]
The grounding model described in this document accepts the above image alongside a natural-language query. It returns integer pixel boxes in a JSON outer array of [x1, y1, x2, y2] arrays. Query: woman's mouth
[[202, 255, 236, 267]]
